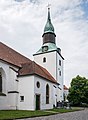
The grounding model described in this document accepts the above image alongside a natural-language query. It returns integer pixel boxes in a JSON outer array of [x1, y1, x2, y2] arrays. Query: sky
[[0, 0, 88, 87]]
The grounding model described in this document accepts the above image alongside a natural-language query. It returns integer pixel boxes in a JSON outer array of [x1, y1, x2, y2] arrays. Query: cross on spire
[[47, 3, 51, 9]]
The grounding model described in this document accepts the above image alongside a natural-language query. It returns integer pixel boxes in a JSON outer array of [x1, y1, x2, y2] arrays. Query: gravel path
[[17, 109, 88, 120]]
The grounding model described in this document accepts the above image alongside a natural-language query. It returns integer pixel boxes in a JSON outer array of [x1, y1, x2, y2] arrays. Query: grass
[[0, 110, 54, 120], [48, 107, 83, 113], [0, 107, 83, 120]]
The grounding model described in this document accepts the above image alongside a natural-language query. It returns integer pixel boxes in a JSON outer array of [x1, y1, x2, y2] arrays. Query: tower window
[[59, 60, 61, 66], [0, 72, 2, 92], [43, 57, 46, 63], [59, 71, 61, 76]]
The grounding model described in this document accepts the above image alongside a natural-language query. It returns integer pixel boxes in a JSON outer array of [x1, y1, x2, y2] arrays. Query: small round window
[[36, 81, 40, 88]]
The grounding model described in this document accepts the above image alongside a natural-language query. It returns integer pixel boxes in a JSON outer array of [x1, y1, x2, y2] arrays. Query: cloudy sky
[[0, 0, 88, 87]]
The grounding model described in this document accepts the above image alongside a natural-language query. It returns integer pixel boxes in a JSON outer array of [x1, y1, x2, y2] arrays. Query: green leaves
[[67, 75, 88, 106]]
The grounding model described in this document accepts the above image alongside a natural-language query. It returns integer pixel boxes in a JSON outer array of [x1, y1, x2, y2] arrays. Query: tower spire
[[47, 4, 51, 21], [42, 6, 56, 44], [43, 6, 55, 34]]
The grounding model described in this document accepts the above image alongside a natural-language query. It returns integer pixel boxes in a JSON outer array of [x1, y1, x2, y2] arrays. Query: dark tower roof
[[44, 7, 54, 34], [42, 7, 56, 44]]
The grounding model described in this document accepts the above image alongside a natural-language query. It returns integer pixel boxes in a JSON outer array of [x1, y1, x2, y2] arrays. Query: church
[[0, 7, 64, 110]]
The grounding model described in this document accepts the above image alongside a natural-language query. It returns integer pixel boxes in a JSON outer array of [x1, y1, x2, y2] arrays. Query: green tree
[[67, 75, 88, 106]]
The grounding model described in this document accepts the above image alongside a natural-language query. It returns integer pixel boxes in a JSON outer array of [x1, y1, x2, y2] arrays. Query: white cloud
[[0, 0, 88, 87]]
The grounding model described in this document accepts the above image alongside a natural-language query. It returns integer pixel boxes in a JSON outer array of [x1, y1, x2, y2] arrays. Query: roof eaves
[[0, 58, 21, 68], [33, 50, 64, 60]]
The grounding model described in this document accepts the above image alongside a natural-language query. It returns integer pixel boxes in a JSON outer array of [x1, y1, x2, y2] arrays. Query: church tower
[[33, 7, 64, 102]]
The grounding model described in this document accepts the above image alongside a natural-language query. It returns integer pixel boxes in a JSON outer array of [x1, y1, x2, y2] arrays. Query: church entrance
[[36, 94, 40, 110]]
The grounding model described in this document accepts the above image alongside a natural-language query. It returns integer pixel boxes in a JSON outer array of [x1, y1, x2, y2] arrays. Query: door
[[36, 94, 40, 110]]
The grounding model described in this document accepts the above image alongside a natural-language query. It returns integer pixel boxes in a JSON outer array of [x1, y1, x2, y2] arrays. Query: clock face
[[42, 46, 48, 52]]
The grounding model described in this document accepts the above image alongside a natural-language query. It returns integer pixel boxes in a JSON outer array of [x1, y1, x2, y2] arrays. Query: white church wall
[[34, 51, 56, 80], [0, 96, 7, 110], [7, 93, 18, 110], [34, 75, 55, 110], [53, 85, 58, 107], [18, 76, 35, 110], [34, 51, 64, 102], [8, 67, 18, 92], [0, 60, 19, 110], [7, 67, 19, 110], [56, 52, 64, 101]]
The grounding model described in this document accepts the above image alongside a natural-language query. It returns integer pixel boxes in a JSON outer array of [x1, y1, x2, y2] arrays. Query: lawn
[[48, 107, 83, 113], [0, 110, 53, 120], [0, 108, 83, 120]]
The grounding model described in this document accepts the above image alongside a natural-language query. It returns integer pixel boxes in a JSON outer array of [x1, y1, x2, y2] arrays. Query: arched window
[[46, 84, 49, 104], [0, 72, 2, 92], [43, 57, 46, 63]]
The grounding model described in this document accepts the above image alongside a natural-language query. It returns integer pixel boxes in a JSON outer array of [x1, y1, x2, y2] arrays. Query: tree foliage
[[67, 75, 88, 106]]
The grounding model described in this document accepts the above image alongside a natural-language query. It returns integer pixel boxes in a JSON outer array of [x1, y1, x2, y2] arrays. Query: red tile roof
[[0, 42, 57, 84], [64, 85, 69, 90], [0, 42, 31, 67], [18, 61, 57, 83]]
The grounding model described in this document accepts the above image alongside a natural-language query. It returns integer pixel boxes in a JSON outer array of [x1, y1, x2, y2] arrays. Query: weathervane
[[47, 3, 51, 9]]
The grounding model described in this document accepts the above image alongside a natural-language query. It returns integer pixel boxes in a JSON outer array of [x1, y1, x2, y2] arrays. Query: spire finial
[[47, 3, 51, 9], [47, 4, 51, 21]]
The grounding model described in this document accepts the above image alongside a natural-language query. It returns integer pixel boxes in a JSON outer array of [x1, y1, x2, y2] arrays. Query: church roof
[[18, 61, 57, 84], [0, 42, 31, 67], [0, 42, 57, 84]]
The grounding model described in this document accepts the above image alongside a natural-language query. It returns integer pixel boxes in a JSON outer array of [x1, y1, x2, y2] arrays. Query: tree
[[67, 75, 88, 106]]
